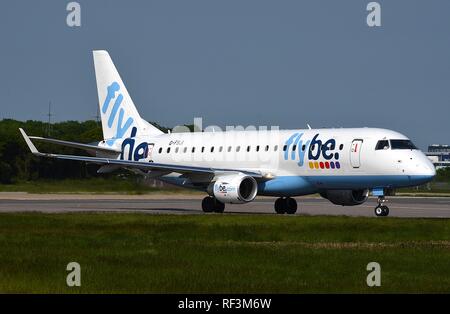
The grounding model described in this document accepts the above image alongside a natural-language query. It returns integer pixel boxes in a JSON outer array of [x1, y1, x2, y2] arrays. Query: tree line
[[0, 119, 169, 184]]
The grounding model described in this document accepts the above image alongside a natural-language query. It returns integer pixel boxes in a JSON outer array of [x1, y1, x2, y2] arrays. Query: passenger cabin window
[[265, 145, 269, 151], [390, 139, 417, 150], [283, 145, 287, 151], [256, 145, 260, 152], [236, 146, 241, 152], [158, 147, 162, 154], [210, 146, 214, 153], [247, 146, 251, 152], [219, 146, 223, 152], [166, 147, 171, 153], [192, 147, 195, 153], [274, 145, 278, 152], [228, 146, 232, 152], [375, 140, 390, 150]]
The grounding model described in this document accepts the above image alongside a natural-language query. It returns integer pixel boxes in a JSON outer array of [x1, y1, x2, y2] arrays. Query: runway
[[0, 193, 450, 218]]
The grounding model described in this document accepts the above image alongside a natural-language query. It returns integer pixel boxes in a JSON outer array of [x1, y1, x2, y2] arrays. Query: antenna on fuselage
[[307, 124, 312, 130]]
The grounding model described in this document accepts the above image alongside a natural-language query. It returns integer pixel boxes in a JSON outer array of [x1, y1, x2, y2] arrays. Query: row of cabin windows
[[157, 143, 344, 154], [158, 145, 277, 154], [283, 143, 344, 152]]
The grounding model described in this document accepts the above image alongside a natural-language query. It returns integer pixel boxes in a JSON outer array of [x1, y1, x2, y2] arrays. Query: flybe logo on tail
[[284, 133, 341, 169], [102, 82, 134, 146]]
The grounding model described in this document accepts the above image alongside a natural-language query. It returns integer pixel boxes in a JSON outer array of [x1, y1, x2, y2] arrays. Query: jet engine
[[209, 174, 258, 204], [319, 189, 369, 206]]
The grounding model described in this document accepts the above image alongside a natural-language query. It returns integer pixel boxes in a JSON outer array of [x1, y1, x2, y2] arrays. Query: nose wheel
[[274, 197, 297, 214], [374, 196, 389, 217]]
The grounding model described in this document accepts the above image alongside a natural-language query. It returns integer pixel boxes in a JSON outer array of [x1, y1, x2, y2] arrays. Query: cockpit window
[[390, 139, 417, 150], [375, 140, 390, 150]]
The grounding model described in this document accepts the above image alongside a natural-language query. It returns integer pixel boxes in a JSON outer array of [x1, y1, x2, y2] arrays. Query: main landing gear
[[202, 196, 225, 213], [374, 196, 389, 217], [274, 197, 297, 214]]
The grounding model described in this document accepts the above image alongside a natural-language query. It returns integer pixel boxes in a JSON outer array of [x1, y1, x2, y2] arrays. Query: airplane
[[19, 50, 436, 217]]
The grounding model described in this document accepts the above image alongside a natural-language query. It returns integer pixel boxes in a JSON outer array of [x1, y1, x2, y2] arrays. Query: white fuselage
[[105, 127, 435, 197]]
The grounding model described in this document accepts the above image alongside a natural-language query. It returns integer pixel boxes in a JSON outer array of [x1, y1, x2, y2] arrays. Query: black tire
[[214, 200, 225, 213], [285, 197, 298, 214], [274, 198, 286, 214], [381, 205, 389, 217], [374, 206, 383, 217], [202, 196, 215, 213]]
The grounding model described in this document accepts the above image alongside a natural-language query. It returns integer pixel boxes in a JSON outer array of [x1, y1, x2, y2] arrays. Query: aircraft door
[[350, 139, 363, 168], [147, 143, 155, 162]]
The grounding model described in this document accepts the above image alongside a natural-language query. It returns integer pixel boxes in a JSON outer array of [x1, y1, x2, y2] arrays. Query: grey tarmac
[[0, 193, 449, 218]]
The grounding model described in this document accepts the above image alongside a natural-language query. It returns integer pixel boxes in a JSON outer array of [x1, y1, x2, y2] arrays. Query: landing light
[[263, 173, 276, 179]]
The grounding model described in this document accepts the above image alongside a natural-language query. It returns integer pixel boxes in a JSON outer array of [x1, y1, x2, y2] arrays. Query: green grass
[[0, 213, 449, 293], [398, 182, 450, 195], [0, 178, 199, 194]]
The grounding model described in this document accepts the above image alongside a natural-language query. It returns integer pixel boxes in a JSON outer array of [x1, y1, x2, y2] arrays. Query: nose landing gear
[[374, 196, 389, 217]]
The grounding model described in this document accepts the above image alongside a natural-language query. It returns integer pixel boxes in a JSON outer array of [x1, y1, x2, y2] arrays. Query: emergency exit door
[[147, 143, 155, 162], [350, 139, 363, 168]]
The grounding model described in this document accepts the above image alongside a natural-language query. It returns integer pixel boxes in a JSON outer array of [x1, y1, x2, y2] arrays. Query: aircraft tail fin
[[92, 50, 163, 146]]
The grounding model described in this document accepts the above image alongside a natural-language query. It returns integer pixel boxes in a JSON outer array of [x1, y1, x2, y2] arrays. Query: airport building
[[426, 144, 450, 168]]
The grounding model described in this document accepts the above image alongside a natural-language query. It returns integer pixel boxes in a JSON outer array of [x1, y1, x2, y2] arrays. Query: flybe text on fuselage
[[284, 132, 340, 169], [116, 130, 342, 169], [120, 127, 149, 161]]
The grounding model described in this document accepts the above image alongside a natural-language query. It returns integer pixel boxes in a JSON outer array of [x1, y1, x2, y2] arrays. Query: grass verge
[[0, 213, 449, 293]]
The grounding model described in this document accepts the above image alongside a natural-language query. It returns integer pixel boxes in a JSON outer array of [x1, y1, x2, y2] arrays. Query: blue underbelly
[[258, 174, 433, 196]]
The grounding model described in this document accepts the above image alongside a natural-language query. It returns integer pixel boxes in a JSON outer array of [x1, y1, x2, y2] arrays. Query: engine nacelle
[[320, 189, 369, 206], [209, 174, 258, 204]]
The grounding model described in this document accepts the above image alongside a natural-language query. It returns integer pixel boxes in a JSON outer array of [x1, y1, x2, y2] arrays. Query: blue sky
[[1, 0, 449, 149]]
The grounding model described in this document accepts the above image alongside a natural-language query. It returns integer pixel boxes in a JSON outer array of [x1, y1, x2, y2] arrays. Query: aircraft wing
[[19, 128, 263, 178], [28, 135, 121, 155]]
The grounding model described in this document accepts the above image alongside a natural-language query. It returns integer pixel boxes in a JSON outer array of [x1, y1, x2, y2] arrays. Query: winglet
[[19, 128, 41, 155]]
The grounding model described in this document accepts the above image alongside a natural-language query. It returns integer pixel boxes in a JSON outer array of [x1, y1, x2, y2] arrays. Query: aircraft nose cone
[[426, 164, 436, 179], [407, 154, 436, 186], [418, 156, 436, 182]]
